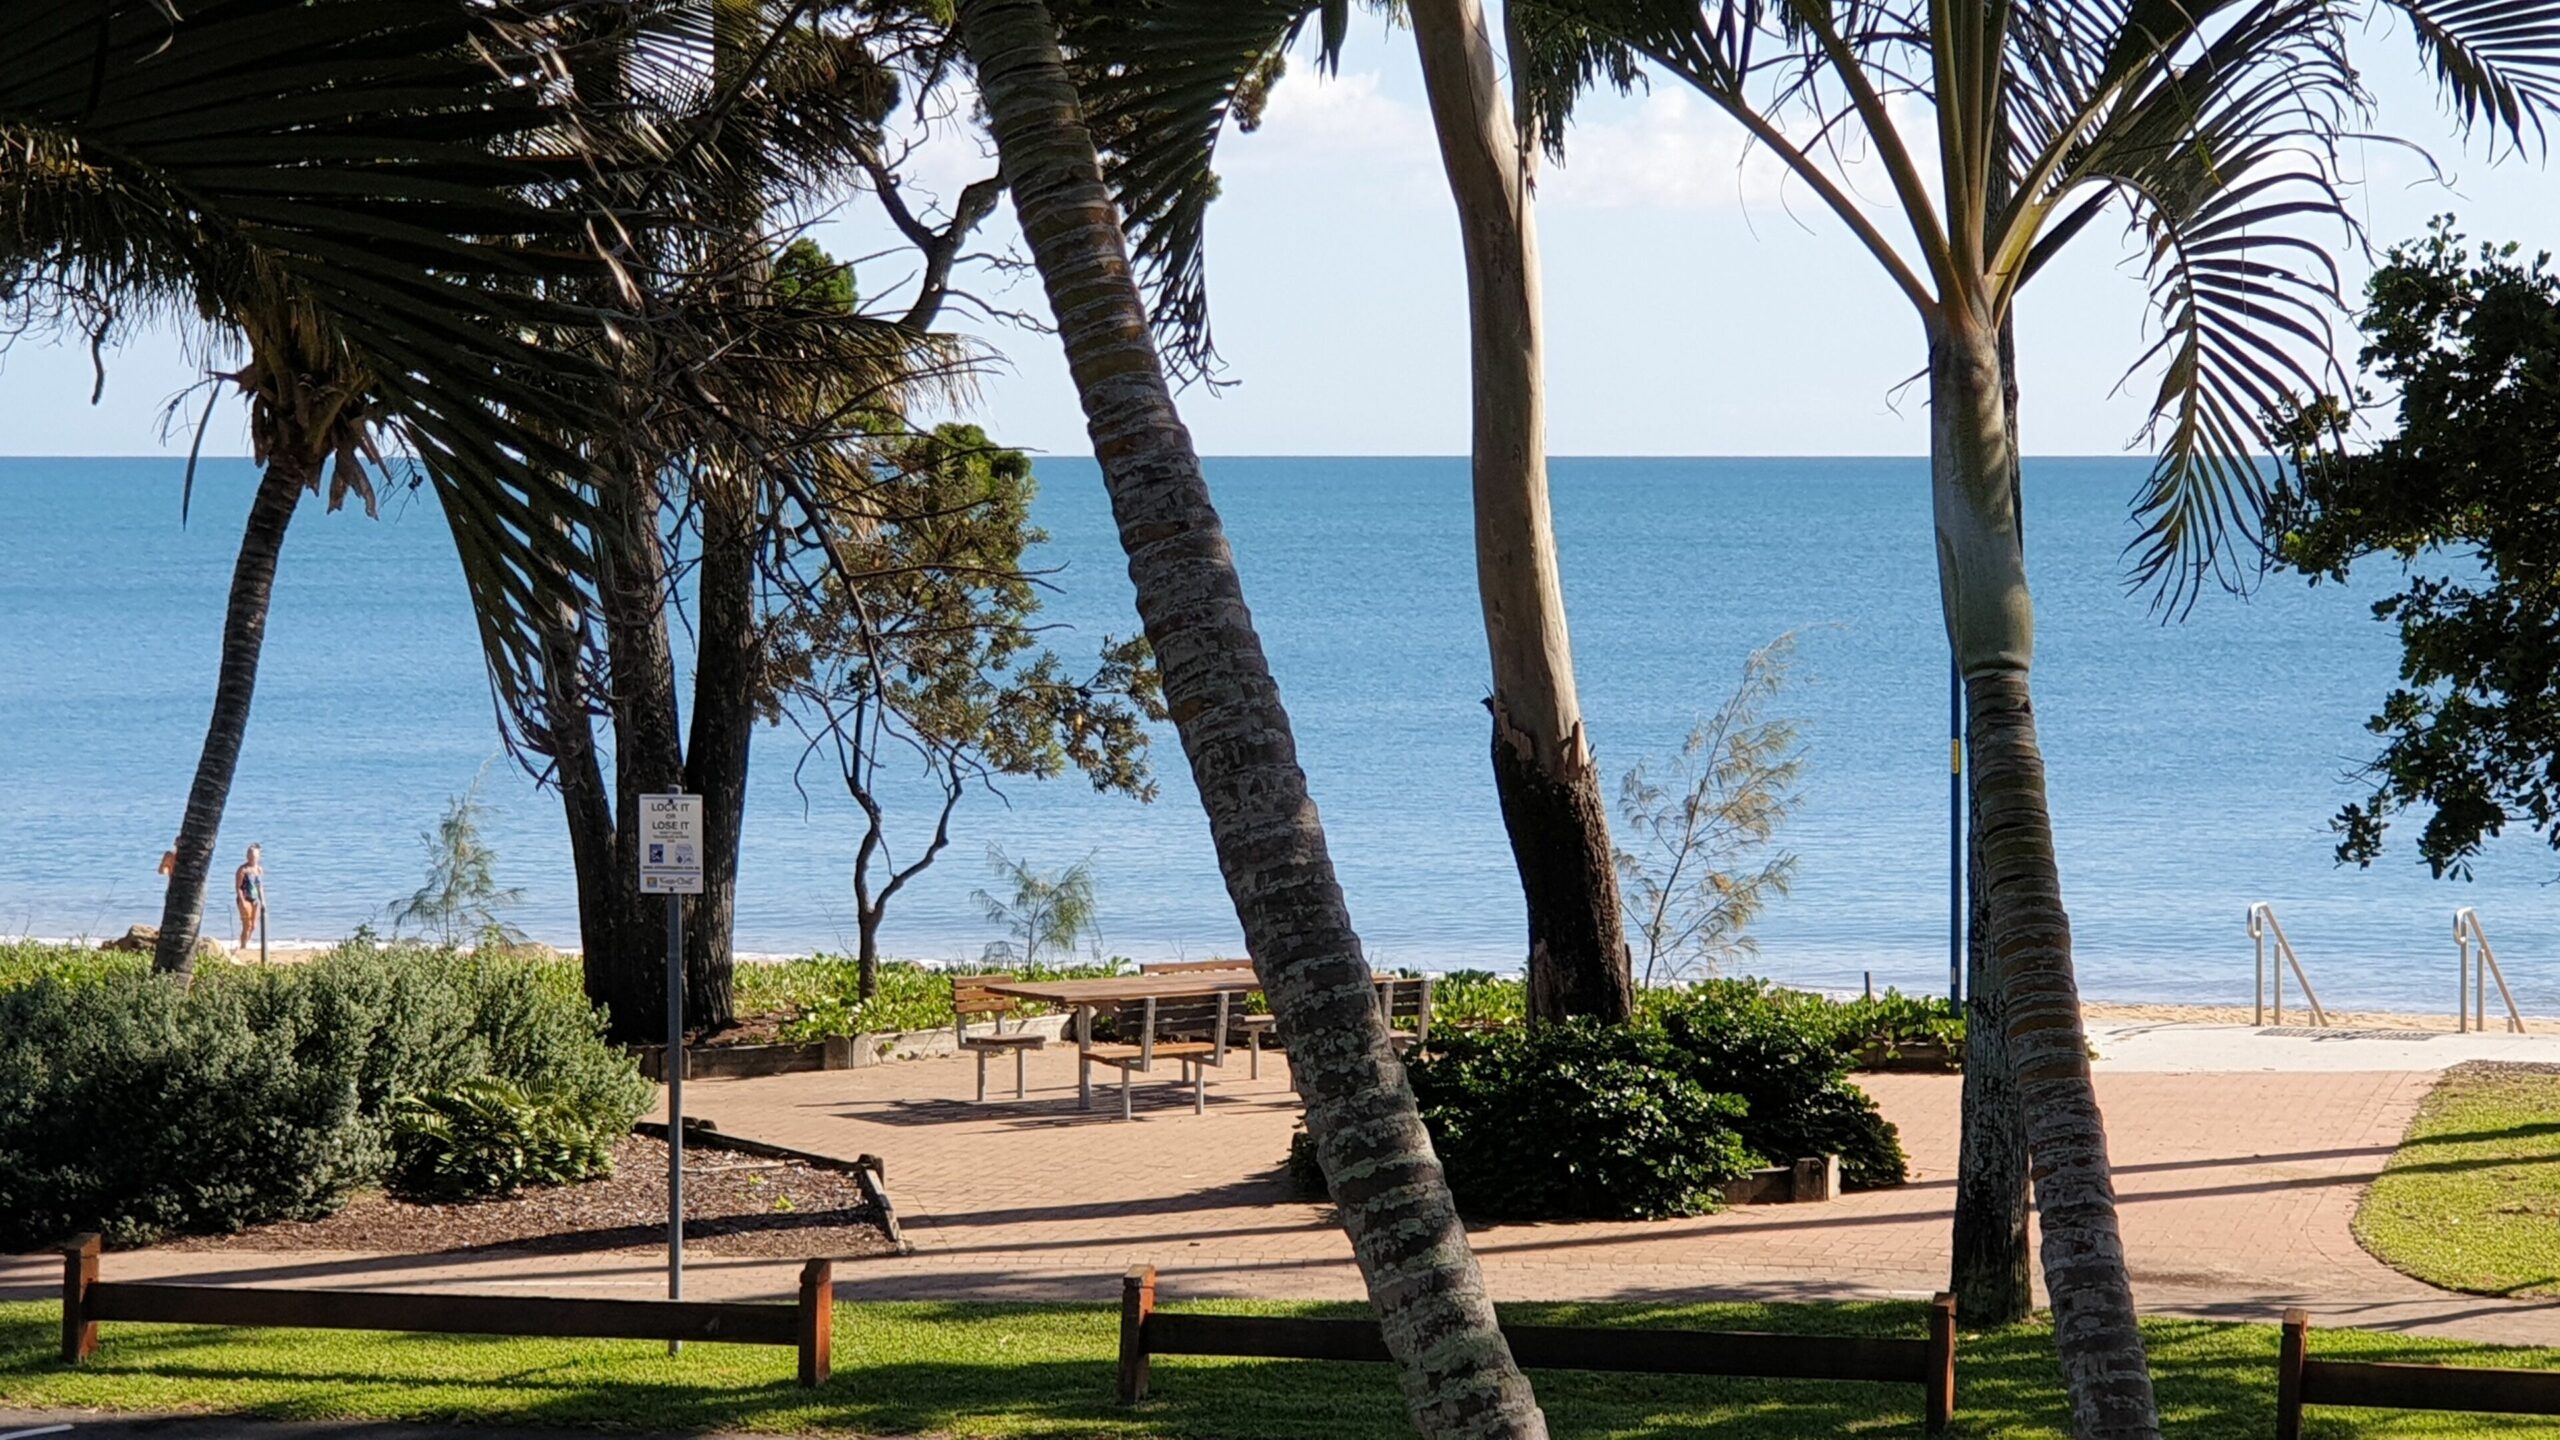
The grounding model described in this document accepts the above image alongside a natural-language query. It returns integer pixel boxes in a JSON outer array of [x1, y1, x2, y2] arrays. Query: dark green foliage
[[1341, 979, 1913, 1220], [388, 1078, 621, 1201], [1652, 981, 1910, 1191], [2267, 220, 2560, 878], [0, 944, 647, 1249], [1401, 1022, 1756, 1221]]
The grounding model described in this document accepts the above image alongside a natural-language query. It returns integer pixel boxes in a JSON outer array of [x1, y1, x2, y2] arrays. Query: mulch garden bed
[[162, 1136, 896, 1260]]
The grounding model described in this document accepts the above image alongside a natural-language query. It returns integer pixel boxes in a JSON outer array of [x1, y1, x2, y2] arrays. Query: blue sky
[[4, 11, 2553, 459]]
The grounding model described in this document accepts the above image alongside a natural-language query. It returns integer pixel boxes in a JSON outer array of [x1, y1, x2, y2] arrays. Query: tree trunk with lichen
[[951, 2, 1548, 1434], [1409, 0, 1630, 1026]]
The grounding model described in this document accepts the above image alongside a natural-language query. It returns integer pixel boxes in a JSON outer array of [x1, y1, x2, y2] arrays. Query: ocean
[[1, 454, 2544, 1013]]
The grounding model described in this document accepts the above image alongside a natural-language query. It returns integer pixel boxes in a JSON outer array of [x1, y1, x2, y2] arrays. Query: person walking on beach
[[234, 844, 265, 953]]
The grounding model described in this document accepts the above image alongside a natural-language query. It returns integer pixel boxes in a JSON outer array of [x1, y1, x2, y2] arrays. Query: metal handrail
[[2248, 902, 2330, 1027], [2453, 908, 2525, 1034]]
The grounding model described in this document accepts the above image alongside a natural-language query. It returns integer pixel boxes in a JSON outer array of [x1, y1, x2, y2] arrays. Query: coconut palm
[[948, 2, 1545, 1434], [1499, 1, 2560, 1432], [0, 0, 638, 977]]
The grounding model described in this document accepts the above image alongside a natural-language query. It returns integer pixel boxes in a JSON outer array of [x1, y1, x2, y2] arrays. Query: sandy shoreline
[[2081, 999, 2559, 1034]]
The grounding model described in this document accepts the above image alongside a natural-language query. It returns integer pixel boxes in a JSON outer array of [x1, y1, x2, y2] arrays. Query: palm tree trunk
[[1950, 316, 2032, 1326], [1408, 0, 1630, 1026], [950, 3, 1546, 1434], [1932, 313, 2157, 1437], [153, 458, 308, 976], [1950, 777, 2032, 1322]]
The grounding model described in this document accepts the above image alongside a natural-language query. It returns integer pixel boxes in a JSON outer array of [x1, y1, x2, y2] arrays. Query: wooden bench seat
[[952, 973, 1048, 1102], [1082, 995, 1231, 1120], [1141, 961, 1277, 1077]]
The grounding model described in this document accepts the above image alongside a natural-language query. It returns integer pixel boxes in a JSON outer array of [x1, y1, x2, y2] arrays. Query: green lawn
[[6, 1298, 2560, 1437], [2355, 1064, 2560, 1298]]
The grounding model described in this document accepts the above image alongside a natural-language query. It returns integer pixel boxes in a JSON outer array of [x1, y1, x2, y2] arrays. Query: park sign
[[638, 793, 704, 895]]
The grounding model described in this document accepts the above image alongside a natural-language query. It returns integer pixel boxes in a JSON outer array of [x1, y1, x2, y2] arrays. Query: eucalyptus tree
[[1505, 1, 2560, 1432], [948, 2, 1547, 1434], [0, 0, 630, 978], [1408, 0, 1632, 1022], [1065, 0, 1633, 1020]]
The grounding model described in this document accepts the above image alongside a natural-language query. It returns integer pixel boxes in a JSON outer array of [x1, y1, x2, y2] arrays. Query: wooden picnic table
[[983, 974, 1261, 1111]]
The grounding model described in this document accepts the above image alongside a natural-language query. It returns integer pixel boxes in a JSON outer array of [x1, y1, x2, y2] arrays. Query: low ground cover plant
[[0, 941, 648, 1248], [773, 956, 1132, 1042]]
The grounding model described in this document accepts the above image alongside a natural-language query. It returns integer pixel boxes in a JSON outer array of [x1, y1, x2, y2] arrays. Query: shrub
[[0, 943, 647, 1249], [1651, 981, 1909, 1190], [1401, 1022, 1757, 1221], [0, 941, 152, 992], [773, 956, 1131, 1042], [389, 1077, 621, 1200]]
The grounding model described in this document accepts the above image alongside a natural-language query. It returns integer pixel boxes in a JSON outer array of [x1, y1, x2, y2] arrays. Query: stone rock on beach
[[99, 925, 227, 960]]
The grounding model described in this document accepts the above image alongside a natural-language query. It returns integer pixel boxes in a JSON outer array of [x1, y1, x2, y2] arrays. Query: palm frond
[[0, 0, 644, 724], [1053, 0, 1342, 380], [2388, 0, 2560, 155]]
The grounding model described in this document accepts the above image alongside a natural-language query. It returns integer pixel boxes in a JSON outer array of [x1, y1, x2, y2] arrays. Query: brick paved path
[[8, 1044, 2556, 1345]]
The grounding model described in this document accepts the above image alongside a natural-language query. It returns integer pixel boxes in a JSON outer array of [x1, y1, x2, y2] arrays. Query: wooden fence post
[[1924, 1291, 1955, 1435], [1118, 1264, 1157, 1404], [2276, 1309, 2309, 1440], [797, 1259, 833, 1388], [60, 1233, 100, 1364]]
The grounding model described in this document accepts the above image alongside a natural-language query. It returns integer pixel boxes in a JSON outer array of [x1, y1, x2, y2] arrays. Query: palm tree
[[1510, 1, 2560, 1432], [0, 0, 634, 978], [948, 2, 1546, 1434], [1407, 0, 1633, 1023], [1058, 0, 1633, 1022]]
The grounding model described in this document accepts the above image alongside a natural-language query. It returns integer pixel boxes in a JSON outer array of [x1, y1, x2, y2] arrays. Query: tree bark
[[950, 3, 1547, 1434], [593, 448, 685, 1042], [1932, 311, 2157, 1437], [683, 486, 754, 1033], [1950, 315, 2033, 1327], [534, 591, 640, 1032], [153, 458, 308, 976], [1950, 771, 2032, 1323], [1407, 0, 1629, 1026]]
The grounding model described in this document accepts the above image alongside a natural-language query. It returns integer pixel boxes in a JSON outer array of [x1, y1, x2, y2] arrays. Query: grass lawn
[[2355, 1063, 2560, 1298], [7, 1298, 2560, 1437]]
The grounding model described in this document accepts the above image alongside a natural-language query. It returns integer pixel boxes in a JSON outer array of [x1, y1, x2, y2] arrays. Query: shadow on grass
[[10, 1302, 2560, 1437]]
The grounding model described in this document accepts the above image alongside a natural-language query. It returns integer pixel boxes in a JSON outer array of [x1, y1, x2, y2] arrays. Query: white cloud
[[1543, 90, 1787, 211], [1220, 68, 1442, 201]]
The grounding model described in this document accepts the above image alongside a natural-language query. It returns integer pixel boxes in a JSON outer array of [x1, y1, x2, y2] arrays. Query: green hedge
[[0, 942, 648, 1249], [1290, 978, 1912, 1221], [772, 957, 1139, 1041]]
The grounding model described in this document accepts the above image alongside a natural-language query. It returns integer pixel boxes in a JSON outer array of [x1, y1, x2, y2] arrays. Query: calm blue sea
[[0, 455, 2546, 1012]]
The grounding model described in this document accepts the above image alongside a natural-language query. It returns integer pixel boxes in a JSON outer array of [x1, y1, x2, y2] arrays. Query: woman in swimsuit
[[235, 844, 265, 952]]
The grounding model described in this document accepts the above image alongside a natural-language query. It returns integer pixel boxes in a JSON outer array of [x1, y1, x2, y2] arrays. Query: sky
[[3, 11, 2554, 460]]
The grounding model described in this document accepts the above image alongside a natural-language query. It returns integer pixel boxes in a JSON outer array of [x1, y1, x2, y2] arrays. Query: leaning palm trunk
[[1950, 317, 2032, 1326], [1932, 312, 2153, 1434], [1950, 777, 2032, 1322], [153, 459, 308, 976], [1407, 0, 1629, 1024], [951, 2, 1545, 1434]]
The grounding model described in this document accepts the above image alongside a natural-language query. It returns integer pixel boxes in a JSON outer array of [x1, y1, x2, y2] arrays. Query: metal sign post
[[639, 792, 704, 1354]]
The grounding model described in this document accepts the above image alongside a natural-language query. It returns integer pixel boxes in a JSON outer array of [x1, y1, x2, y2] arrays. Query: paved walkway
[[8, 1030, 2557, 1346], [2087, 1020, 2560, 1073]]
